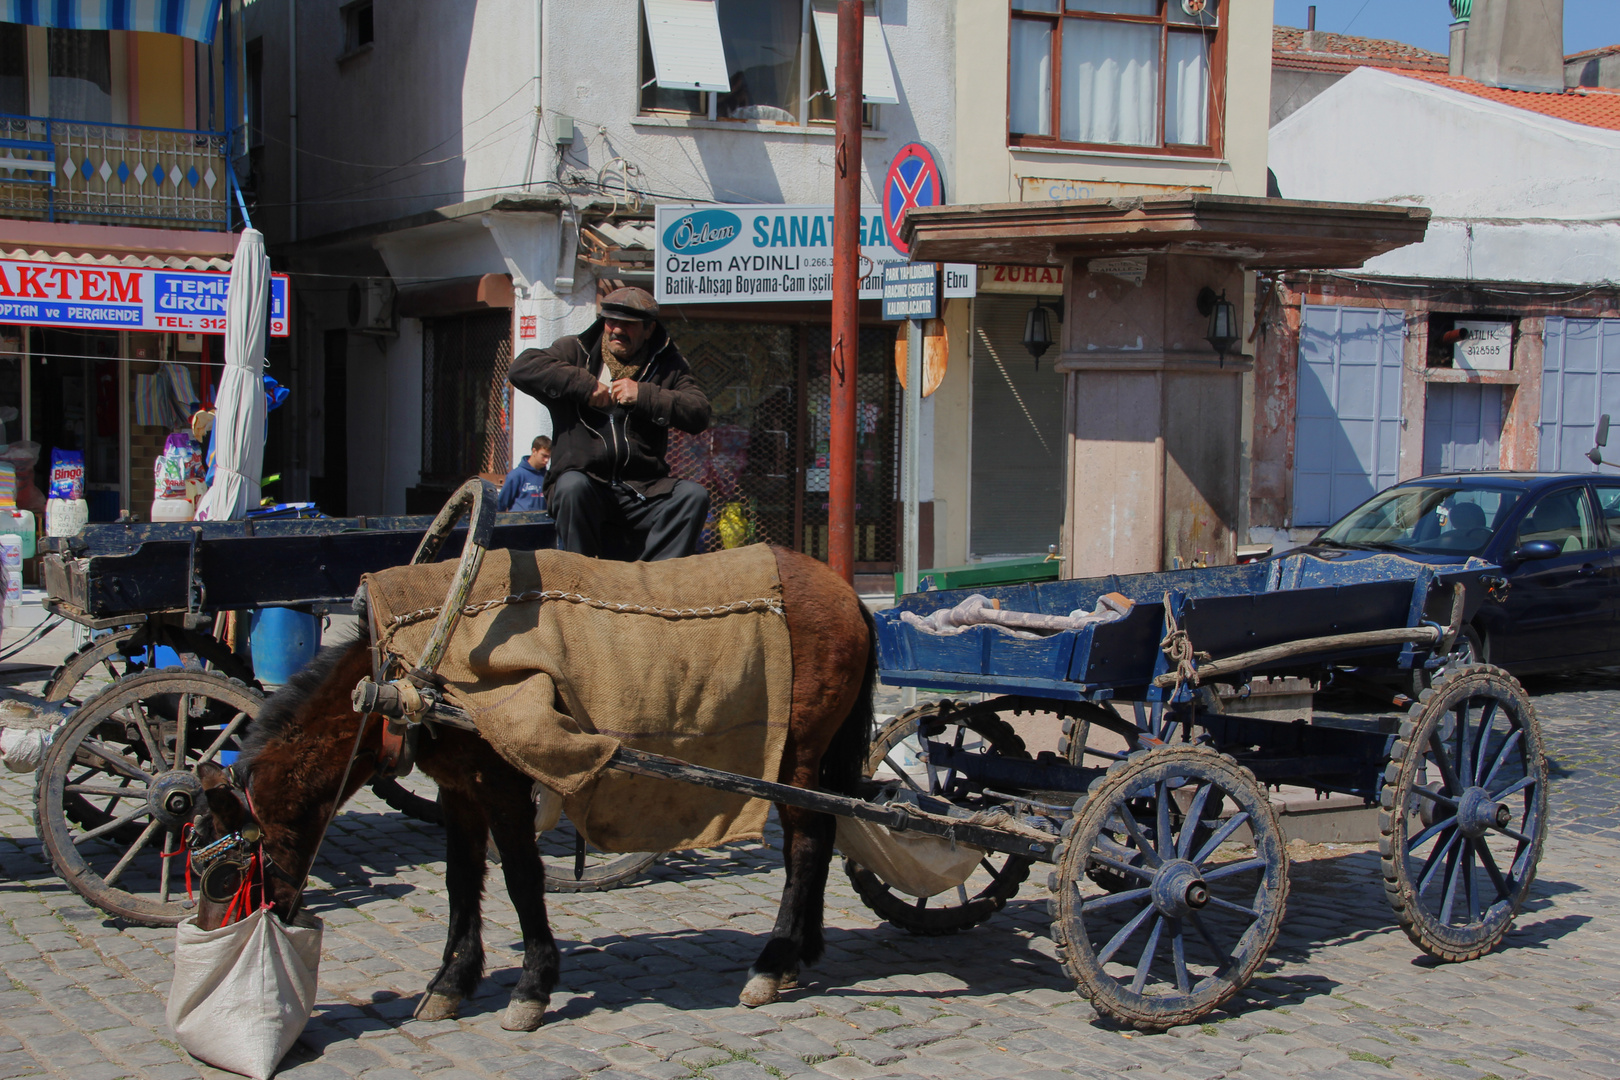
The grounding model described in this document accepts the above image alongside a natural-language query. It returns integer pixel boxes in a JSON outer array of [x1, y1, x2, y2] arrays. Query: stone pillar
[[1055, 254, 1249, 577]]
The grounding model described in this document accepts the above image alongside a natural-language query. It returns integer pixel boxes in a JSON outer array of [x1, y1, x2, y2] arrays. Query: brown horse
[[189, 546, 874, 1031]]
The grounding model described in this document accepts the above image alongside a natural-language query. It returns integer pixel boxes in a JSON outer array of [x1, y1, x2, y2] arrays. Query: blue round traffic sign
[[883, 143, 943, 256]]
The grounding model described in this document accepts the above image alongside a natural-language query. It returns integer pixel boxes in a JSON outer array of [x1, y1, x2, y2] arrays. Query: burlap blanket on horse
[[361, 545, 793, 854]]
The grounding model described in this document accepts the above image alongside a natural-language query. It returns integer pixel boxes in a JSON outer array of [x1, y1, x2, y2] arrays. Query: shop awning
[[0, 246, 229, 271], [902, 195, 1432, 271], [0, 0, 224, 44], [810, 1, 899, 105]]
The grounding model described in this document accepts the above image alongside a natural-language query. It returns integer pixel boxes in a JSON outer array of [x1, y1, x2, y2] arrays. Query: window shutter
[[641, 0, 730, 93], [810, 1, 900, 105]]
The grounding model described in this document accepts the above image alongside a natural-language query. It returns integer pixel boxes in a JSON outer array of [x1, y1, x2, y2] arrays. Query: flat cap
[[599, 286, 659, 323]]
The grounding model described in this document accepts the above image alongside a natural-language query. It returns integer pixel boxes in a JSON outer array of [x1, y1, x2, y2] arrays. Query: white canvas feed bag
[[168, 908, 323, 1079]]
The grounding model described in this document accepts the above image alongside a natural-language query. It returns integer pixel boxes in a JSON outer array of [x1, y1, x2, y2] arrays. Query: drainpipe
[[288, 0, 298, 239], [523, 0, 543, 192]]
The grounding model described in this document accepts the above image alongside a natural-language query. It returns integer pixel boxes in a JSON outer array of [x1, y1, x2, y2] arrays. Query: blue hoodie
[[498, 459, 547, 512]]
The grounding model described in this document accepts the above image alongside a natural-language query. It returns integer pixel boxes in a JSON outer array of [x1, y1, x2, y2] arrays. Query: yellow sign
[[1019, 177, 1211, 202]]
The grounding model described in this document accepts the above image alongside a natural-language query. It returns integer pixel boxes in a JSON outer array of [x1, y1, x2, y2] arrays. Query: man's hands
[[588, 379, 640, 408]]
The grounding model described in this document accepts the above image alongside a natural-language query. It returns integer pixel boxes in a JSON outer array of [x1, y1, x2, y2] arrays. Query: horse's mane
[[236, 629, 368, 772]]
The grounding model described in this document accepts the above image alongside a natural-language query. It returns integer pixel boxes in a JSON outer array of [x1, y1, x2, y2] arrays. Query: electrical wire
[[0, 615, 64, 662]]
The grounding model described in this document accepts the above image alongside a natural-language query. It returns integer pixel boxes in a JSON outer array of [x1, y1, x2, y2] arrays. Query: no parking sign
[[882, 142, 943, 256]]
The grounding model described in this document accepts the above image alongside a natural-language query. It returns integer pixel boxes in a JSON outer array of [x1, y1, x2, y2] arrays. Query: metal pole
[[288, 0, 298, 240], [828, 0, 863, 584], [900, 313, 923, 710]]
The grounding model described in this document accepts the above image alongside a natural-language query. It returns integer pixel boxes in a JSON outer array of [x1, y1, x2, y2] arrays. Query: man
[[508, 287, 711, 560], [497, 435, 550, 512]]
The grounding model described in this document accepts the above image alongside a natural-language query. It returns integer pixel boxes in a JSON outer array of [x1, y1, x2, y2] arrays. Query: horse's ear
[[200, 774, 246, 831], [197, 761, 228, 788]]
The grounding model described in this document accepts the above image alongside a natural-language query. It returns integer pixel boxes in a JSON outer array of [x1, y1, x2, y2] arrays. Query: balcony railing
[[0, 114, 229, 230]]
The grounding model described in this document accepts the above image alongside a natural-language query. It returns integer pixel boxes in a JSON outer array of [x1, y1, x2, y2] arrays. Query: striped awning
[[0, 0, 224, 44]]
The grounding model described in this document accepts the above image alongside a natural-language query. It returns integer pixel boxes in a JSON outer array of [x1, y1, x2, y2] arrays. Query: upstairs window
[[639, 0, 891, 126], [342, 0, 374, 58], [48, 29, 111, 123], [0, 24, 25, 115], [1009, 0, 1221, 155]]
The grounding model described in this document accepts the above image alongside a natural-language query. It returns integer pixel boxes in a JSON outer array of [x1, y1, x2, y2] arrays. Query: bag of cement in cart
[[836, 816, 986, 899], [168, 908, 323, 1079]]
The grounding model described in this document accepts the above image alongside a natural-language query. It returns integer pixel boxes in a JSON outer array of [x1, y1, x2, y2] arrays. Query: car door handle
[[1577, 563, 1600, 575]]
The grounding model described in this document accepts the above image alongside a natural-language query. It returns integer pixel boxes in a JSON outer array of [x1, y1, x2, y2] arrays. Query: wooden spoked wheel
[[34, 670, 263, 926], [1050, 746, 1289, 1030], [1379, 664, 1546, 962]]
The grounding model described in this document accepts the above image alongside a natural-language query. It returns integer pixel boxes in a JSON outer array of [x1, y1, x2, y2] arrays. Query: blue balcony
[[0, 114, 229, 230]]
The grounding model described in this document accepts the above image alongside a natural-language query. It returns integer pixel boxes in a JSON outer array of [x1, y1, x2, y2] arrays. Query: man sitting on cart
[[508, 287, 711, 561]]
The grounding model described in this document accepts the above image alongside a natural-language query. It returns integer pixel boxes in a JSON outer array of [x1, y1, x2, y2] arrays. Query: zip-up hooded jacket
[[508, 318, 711, 499]]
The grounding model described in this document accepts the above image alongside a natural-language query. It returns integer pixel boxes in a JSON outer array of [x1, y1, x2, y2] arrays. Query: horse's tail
[[820, 602, 876, 796]]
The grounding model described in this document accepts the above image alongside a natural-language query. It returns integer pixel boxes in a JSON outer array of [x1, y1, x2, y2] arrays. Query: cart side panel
[[888, 562, 1271, 619]]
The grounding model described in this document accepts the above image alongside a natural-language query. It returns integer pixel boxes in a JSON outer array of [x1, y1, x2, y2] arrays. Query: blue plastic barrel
[[249, 608, 322, 686]]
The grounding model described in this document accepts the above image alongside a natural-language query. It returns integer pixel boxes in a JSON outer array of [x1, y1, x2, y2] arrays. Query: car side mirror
[[1509, 540, 1561, 563]]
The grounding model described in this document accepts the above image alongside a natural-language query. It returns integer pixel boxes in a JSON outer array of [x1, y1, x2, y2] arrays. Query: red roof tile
[[1565, 43, 1620, 62], [1397, 70, 1620, 132], [1273, 26, 1448, 72]]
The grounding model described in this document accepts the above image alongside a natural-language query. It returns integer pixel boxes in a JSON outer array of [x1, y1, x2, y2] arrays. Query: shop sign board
[[882, 263, 937, 321], [1454, 320, 1513, 371], [979, 264, 1065, 295], [0, 257, 290, 337], [655, 203, 974, 305]]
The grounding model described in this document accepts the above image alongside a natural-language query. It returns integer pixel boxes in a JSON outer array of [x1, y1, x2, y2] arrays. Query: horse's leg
[[740, 804, 835, 1006], [486, 778, 559, 1031], [416, 788, 490, 1021]]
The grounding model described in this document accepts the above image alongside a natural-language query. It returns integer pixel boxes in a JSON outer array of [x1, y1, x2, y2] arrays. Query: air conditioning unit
[[347, 277, 397, 335]]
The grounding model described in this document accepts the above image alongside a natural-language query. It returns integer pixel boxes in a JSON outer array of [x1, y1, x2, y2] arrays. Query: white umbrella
[[195, 228, 269, 522]]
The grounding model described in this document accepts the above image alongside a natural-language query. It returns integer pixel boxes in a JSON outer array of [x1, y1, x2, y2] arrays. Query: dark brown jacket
[[508, 319, 711, 498]]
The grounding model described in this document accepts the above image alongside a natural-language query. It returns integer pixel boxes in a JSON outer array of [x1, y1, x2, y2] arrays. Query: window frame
[[340, 0, 374, 61], [1006, 0, 1226, 158], [636, 0, 878, 129]]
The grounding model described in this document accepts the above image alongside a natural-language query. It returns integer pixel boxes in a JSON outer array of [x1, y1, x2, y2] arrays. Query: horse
[[188, 545, 875, 1032]]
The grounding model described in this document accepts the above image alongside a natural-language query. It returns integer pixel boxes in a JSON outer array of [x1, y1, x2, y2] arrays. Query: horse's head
[[190, 761, 306, 929]]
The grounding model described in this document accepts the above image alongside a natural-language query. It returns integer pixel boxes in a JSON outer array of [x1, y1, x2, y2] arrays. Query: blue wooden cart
[[857, 550, 1546, 1029]]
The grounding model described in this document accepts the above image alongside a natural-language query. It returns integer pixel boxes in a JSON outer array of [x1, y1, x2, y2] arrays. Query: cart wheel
[[45, 624, 253, 707], [844, 699, 1033, 935], [34, 669, 263, 926], [367, 772, 660, 889], [1058, 702, 1162, 894], [1050, 746, 1289, 1030], [538, 811, 661, 893], [1379, 663, 1545, 963]]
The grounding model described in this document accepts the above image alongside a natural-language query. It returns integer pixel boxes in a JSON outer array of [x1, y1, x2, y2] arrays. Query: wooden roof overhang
[[901, 194, 1431, 271]]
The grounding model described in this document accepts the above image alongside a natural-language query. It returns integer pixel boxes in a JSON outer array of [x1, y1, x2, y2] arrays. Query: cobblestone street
[[1, 653, 1617, 1080]]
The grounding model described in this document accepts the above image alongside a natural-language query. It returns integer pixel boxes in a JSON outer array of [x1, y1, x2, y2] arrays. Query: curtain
[[1166, 31, 1210, 145], [1009, 18, 1053, 136], [47, 29, 111, 123], [1061, 18, 1158, 146]]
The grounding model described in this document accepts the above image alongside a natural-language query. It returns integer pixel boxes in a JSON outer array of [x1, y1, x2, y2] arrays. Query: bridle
[[189, 766, 306, 919]]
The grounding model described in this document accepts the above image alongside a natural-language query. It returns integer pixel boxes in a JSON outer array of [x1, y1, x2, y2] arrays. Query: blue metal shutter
[[1422, 383, 1502, 473], [1540, 318, 1620, 472], [1292, 305, 1405, 527]]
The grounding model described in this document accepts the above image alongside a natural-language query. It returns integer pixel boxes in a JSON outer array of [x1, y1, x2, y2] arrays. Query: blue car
[[1301, 472, 1620, 676]]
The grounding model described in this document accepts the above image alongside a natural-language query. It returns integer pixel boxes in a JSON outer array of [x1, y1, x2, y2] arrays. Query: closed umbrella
[[195, 229, 269, 522]]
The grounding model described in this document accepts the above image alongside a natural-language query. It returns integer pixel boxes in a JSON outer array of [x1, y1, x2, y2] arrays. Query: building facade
[[0, 2, 253, 532]]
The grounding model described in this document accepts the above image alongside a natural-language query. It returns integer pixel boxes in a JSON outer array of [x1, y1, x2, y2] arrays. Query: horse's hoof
[[738, 972, 782, 1008], [413, 991, 462, 1022], [501, 999, 547, 1032]]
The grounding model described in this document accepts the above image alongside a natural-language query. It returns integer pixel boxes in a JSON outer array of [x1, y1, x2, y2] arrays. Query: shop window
[[47, 29, 111, 123], [1008, 0, 1221, 154], [1426, 311, 1516, 370], [421, 312, 512, 487], [639, 0, 888, 126]]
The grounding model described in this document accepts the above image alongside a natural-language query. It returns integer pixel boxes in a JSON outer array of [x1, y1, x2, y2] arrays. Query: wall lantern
[[1197, 287, 1240, 359], [1022, 299, 1063, 369]]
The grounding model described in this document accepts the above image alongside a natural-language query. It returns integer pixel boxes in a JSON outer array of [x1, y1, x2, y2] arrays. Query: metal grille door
[[1539, 317, 1620, 472], [1292, 305, 1405, 527], [421, 312, 512, 484]]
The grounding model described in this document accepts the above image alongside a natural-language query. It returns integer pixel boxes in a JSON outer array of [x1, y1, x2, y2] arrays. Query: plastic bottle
[[0, 534, 20, 617], [151, 497, 195, 523], [45, 498, 89, 537]]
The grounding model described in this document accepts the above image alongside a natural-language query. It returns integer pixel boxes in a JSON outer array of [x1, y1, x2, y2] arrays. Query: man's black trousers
[[548, 469, 710, 561]]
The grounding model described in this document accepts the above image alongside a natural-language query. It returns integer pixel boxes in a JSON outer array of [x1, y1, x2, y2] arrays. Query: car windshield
[[1317, 484, 1525, 557]]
